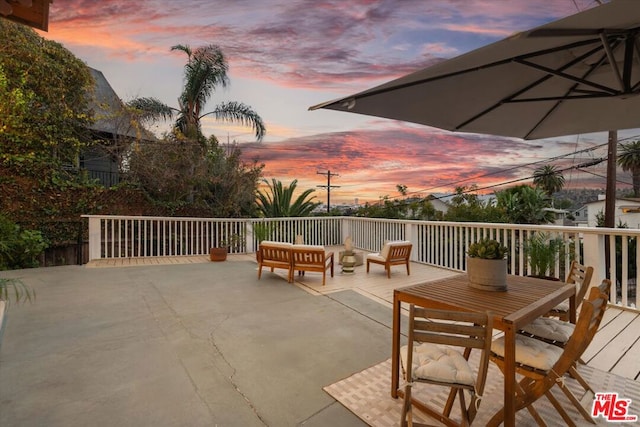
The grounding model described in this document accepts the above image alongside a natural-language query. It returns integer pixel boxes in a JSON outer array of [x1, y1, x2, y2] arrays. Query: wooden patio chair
[[517, 279, 611, 421], [489, 283, 609, 426], [366, 241, 412, 278], [400, 306, 493, 427], [547, 260, 594, 321], [257, 241, 294, 283], [291, 245, 334, 286]]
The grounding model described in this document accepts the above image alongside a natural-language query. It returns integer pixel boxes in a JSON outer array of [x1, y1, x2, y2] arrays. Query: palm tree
[[618, 140, 640, 197], [532, 164, 565, 198], [256, 179, 319, 217], [128, 44, 266, 142], [495, 185, 554, 224]]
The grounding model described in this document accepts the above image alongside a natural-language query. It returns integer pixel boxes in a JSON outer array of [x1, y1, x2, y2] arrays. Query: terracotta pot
[[210, 247, 228, 262], [467, 256, 507, 292]]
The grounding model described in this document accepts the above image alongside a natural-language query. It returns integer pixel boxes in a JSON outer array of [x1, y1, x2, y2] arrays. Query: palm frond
[[204, 101, 266, 141], [127, 97, 176, 124], [0, 277, 35, 305]]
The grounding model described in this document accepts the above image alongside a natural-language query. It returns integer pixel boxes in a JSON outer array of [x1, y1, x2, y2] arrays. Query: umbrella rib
[[456, 43, 610, 132], [600, 33, 625, 91], [523, 47, 615, 139], [516, 58, 618, 95]]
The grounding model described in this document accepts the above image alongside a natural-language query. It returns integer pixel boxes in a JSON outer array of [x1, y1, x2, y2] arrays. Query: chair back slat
[[566, 260, 594, 302], [389, 244, 411, 261], [410, 307, 492, 350], [413, 331, 488, 349], [414, 318, 488, 335], [292, 249, 324, 264]]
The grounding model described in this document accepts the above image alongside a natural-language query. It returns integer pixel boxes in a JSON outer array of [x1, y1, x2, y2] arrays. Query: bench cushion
[[260, 241, 292, 248]]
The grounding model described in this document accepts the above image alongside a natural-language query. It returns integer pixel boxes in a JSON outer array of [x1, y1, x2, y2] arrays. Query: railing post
[[405, 222, 416, 261], [87, 216, 102, 261], [583, 233, 606, 285]]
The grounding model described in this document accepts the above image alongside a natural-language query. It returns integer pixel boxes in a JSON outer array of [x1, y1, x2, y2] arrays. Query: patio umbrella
[[309, 0, 640, 225], [309, 0, 639, 140]]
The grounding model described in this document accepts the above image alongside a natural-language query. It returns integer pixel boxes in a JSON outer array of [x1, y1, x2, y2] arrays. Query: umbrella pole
[[604, 130, 617, 280]]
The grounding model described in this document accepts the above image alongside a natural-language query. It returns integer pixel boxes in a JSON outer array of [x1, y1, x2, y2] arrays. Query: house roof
[[0, 0, 50, 31], [584, 197, 640, 205], [88, 68, 155, 141]]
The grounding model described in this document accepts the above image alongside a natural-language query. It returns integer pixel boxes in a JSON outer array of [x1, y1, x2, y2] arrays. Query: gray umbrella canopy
[[309, 0, 640, 141]]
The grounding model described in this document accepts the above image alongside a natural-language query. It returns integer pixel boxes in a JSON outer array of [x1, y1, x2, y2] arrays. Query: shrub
[[0, 215, 48, 270]]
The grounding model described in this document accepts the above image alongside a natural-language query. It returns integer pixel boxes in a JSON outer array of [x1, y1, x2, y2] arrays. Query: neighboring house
[[542, 207, 571, 226], [572, 205, 589, 226], [582, 196, 640, 228], [81, 68, 155, 187], [430, 198, 450, 215]]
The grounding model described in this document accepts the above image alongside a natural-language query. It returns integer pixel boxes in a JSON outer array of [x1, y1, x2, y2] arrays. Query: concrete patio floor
[[0, 259, 397, 426]]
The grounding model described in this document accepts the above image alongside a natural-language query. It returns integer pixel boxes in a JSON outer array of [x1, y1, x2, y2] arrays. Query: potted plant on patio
[[210, 233, 242, 262], [525, 232, 564, 280], [253, 223, 274, 263], [467, 238, 509, 291]]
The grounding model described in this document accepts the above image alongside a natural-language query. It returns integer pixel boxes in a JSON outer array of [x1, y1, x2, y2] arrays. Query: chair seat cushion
[[400, 343, 474, 386], [492, 334, 563, 371], [366, 253, 385, 262], [520, 317, 575, 343], [550, 300, 570, 313]]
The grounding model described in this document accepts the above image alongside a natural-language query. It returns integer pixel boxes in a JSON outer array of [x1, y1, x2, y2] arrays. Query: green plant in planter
[[526, 232, 564, 278], [220, 233, 243, 251], [468, 239, 508, 259], [467, 238, 508, 291], [253, 223, 274, 244]]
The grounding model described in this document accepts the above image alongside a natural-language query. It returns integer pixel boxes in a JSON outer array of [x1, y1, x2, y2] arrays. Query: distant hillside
[[553, 188, 633, 210]]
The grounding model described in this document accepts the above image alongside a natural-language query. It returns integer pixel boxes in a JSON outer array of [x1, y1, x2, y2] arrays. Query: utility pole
[[317, 170, 340, 213]]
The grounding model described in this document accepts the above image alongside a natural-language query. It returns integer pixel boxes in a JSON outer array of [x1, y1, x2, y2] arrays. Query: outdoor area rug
[[324, 358, 640, 426]]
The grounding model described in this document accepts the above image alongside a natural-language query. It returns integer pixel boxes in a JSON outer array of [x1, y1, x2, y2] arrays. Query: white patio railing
[[83, 215, 639, 310]]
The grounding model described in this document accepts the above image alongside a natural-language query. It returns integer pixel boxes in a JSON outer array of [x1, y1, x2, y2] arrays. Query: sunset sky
[[38, 0, 637, 205]]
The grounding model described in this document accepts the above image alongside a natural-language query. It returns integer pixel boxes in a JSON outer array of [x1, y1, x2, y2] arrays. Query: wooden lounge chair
[[292, 245, 334, 286], [400, 306, 493, 427], [366, 241, 412, 278], [489, 283, 609, 426], [257, 241, 294, 283]]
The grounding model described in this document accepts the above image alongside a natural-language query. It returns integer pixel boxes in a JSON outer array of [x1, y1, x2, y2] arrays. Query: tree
[[0, 20, 94, 168], [256, 179, 319, 217], [443, 186, 506, 223], [533, 165, 565, 199], [495, 185, 554, 224], [202, 141, 263, 217], [126, 136, 263, 217], [128, 44, 266, 142], [617, 140, 640, 197]]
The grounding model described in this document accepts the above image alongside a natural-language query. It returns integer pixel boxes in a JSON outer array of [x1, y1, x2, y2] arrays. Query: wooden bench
[[258, 241, 294, 283], [292, 245, 334, 286], [366, 241, 412, 278]]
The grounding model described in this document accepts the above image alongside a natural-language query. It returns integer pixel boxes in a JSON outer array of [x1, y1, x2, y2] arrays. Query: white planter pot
[[467, 257, 507, 292]]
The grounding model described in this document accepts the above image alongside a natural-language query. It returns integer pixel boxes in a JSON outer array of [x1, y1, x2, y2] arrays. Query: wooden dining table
[[391, 273, 576, 427]]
